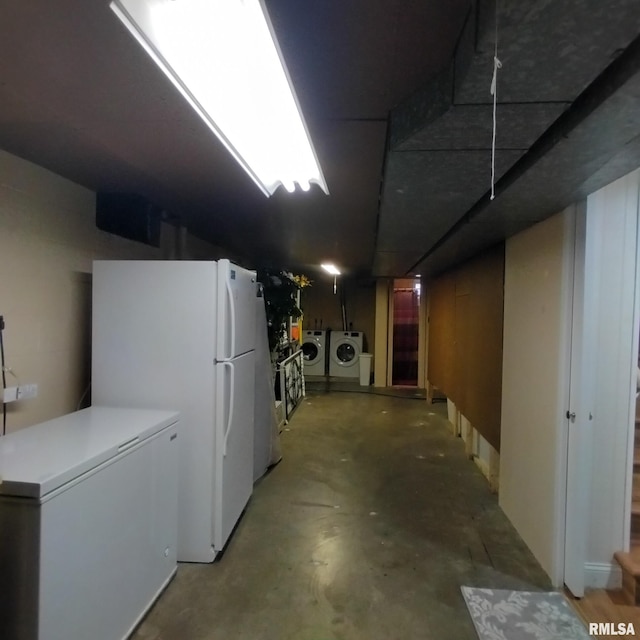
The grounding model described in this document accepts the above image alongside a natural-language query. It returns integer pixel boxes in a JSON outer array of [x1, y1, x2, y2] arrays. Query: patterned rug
[[461, 587, 591, 640]]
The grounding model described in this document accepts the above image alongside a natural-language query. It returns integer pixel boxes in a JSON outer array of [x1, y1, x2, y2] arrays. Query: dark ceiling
[[0, 1, 639, 280]]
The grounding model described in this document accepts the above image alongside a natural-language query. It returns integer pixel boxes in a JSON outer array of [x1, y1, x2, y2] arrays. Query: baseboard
[[584, 561, 622, 590], [446, 399, 458, 435], [474, 455, 490, 478]]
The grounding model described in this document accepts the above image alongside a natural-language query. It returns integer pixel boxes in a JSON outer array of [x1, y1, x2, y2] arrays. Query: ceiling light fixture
[[321, 264, 341, 275], [110, 0, 328, 197], [321, 263, 341, 294]]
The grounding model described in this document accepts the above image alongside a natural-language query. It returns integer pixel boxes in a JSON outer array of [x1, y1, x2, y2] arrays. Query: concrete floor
[[133, 389, 551, 640]]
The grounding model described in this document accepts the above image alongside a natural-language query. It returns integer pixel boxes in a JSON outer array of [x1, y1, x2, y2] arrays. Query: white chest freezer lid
[[0, 406, 179, 499]]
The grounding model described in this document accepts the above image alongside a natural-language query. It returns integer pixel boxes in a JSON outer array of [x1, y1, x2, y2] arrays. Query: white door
[[563, 171, 640, 595], [563, 203, 596, 597], [214, 350, 255, 551], [217, 259, 257, 360]]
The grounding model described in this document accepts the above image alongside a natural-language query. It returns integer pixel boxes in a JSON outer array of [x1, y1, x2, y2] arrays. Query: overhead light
[[321, 264, 341, 275], [110, 0, 328, 197], [321, 263, 340, 295]]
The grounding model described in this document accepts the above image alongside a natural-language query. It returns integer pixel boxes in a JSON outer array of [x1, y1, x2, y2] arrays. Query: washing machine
[[302, 330, 327, 376], [329, 331, 364, 378]]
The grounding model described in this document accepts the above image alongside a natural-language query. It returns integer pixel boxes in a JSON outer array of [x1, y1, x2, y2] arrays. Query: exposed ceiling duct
[[375, 0, 640, 278]]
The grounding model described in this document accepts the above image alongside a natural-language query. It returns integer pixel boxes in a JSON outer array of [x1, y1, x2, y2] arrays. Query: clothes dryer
[[329, 331, 364, 378]]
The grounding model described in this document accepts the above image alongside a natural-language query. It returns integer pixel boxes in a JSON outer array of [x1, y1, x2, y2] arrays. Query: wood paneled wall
[[427, 244, 505, 451]]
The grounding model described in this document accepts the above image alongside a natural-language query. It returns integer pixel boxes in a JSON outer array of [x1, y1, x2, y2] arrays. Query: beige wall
[[373, 280, 390, 386], [0, 150, 165, 432], [500, 208, 574, 584]]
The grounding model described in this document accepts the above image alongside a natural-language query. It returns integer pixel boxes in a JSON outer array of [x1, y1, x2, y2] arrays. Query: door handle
[[222, 361, 235, 457], [225, 278, 236, 360], [566, 410, 576, 422]]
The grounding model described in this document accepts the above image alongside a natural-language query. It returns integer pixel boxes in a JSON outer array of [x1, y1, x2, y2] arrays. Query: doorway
[[391, 279, 420, 386]]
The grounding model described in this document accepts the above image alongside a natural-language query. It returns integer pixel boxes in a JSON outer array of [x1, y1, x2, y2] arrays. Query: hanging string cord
[[490, 7, 502, 200]]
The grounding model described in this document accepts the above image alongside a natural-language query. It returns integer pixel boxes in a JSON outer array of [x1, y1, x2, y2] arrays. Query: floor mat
[[461, 587, 592, 639]]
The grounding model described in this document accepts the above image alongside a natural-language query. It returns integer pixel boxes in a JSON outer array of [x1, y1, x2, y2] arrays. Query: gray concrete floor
[[134, 389, 551, 640]]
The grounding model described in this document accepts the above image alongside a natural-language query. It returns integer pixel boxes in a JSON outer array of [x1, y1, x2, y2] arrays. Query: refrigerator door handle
[[225, 278, 237, 360], [222, 361, 235, 457]]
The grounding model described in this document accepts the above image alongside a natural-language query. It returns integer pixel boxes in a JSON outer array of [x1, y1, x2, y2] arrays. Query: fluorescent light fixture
[[110, 0, 328, 197], [321, 263, 341, 275]]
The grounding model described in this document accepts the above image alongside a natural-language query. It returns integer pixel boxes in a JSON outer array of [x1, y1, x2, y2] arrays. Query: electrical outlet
[[16, 384, 38, 400], [3, 386, 18, 403]]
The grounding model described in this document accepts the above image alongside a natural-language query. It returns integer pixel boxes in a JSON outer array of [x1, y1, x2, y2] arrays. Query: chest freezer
[[0, 406, 180, 640]]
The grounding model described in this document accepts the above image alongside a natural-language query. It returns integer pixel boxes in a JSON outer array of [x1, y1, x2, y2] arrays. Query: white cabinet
[[0, 406, 180, 640]]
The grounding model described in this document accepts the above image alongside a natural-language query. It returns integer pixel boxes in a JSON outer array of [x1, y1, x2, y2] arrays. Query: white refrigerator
[[92, 259, 257, 563]]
